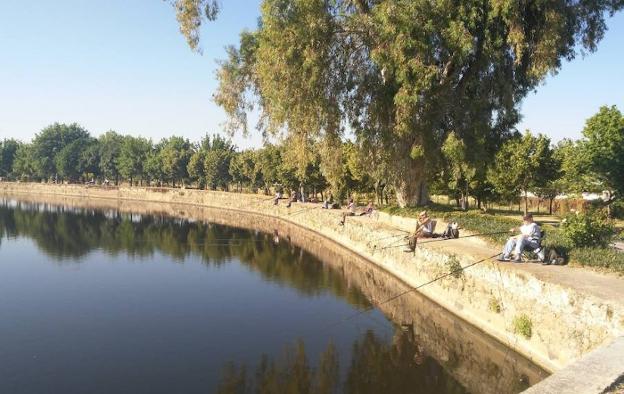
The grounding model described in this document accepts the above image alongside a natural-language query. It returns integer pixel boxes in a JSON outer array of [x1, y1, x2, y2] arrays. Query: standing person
[[322, 193, 334, 209], [498, 213, 543, 262], [339, 197, 356, 225]]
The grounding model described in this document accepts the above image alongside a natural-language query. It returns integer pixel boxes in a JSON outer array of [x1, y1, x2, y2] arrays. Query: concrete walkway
[[336, 209, 624, 307]]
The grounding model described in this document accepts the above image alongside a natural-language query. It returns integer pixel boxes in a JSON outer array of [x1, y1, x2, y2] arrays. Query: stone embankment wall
[[2, 183, 623, 379]]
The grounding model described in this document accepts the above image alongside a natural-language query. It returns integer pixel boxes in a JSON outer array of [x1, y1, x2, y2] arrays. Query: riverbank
[[2, 182, 623, 392]]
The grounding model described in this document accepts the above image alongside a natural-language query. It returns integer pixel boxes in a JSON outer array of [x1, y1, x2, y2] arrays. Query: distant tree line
[[0, 105, 622, 211]]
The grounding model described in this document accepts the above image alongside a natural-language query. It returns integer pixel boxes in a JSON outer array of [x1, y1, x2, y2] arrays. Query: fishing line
[[378, 230, 509, 251], [418, 230, 510, 244], [288, 205, 320, 217], [321, 252, 501, 332]]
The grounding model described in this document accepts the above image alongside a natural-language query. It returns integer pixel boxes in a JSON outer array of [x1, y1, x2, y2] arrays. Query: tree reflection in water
[[217, 329, 468, 394], [0, 198, 538, 394], [0, 199, 371, 308]]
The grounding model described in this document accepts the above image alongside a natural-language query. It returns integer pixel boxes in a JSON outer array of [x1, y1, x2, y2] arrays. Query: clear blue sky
[[1, 1, 622, 148]]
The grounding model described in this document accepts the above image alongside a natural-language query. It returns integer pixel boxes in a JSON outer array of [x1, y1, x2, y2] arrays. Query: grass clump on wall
[[512, 314, 533, 339]]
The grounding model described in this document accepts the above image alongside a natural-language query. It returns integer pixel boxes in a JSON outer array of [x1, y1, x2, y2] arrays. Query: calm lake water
[[0, 197, 546, 393]]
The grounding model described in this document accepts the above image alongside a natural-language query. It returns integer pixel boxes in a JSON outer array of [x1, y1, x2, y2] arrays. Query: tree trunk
[[524, 190, 529, 215], [549, 198, 554, 215]]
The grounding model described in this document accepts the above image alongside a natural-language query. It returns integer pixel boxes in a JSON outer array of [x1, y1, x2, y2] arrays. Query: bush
[[570, 248, 624, 273], [560, 210, 614, 248], [512, 314, 533, 339]]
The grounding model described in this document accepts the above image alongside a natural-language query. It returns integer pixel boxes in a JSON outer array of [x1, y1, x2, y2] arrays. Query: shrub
[[512, 314, 533, 339], [488, 297, 501, 314], [570, 247, 624, 273], [560, 210, 614, 248], [445, 255, 463, 279]]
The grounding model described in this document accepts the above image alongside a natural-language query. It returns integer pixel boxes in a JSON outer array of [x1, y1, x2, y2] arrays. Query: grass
[[488, 297, 502, 314], [381, 203, 624, 275], [512, 314, 533, 339], [445, 255, 463, 279]]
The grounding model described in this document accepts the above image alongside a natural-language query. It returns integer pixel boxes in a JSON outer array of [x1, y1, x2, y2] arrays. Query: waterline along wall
[[2, 183, 623, 392]]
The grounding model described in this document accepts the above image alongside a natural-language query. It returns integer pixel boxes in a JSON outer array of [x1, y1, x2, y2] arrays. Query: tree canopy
[[177, 0, 622, 206]]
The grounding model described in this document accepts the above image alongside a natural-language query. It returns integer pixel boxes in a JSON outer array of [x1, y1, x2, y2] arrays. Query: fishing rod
[[322, 252, 500, 331], [376, 232, 411, 241], [418, 230, 510, 244], [288, 204, 320, 217], [378, 230, 509, 251]]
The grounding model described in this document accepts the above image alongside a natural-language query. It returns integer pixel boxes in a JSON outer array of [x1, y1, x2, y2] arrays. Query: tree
[[117, 136, 152, 185], [78, 140, 101, 181], [0, 139, 20, 179], [32, 123, 91, 181], [581, 105, 624, 196], [256, 144, 282, 194], [441, 132, 476, 210], [488, 131, 557, 215], [11, 144, 37, 181], [195, 0, 623, 207], [187, 149, 207, 189], [55, 138, 94, 182], [229, 149, 262, 192], [145, 147, 164, 186], [159, 136, 193, 187], [98, 131, 124, 184]]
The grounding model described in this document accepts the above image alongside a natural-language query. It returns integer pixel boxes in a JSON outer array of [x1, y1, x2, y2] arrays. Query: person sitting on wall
[[498, 213, 543, 263], [339, 198, 356, 225], [359, 202, 374, 216], [404, 211, 436, 252]]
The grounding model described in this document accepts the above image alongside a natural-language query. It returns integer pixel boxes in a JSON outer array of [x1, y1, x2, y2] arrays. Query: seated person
[[359, 202, 374, 216], [417, 211, 435, 237], [404, 211, 436, 252], [339, 198, 356, 225], [499, 213, 543, 262]]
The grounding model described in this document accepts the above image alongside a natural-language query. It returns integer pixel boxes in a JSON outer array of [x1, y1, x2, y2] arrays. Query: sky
[[0, 1, 623, 148]]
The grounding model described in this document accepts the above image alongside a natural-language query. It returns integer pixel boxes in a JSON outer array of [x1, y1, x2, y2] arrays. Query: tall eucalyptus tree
[[175, 0, 622, 206]]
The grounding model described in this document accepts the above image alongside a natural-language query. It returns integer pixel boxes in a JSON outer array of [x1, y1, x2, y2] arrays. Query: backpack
[[543, 247, 566, 266], [441, 222, 460, 239]]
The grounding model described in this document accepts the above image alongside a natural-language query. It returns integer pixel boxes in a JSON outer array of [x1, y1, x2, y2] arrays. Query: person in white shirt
[[499, 213, 542, 262]]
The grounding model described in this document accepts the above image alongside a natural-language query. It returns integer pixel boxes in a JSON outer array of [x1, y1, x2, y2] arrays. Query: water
[[0, 197, 547, 393]]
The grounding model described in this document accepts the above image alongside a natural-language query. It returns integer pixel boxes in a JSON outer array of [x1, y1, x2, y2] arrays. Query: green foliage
[[55, 138, 94, 182], [187, 150, 207, 188], [204, 0, 623, 207], [569, 247, 624, 274], [488, 297, 501, 314], [11, 144, 37, 181], [488, 131, 558, 213], [441, 132, 477, 209], [553, 139, 595, 193], [98, 131, 124, 182], [159, 136, 193, 186], [445, 255, 463, 279], [512, 314, 533, 339], [117, 136, 152, 185], [0, 139, 20, 179], [582, 105, 624, 195], [32, 123, 91, 180], [560, 210, 614, 248]]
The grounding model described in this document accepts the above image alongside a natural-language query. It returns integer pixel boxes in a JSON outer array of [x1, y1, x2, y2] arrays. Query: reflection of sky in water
[[0, 200, 545, 393], [0, 206, 416, 394]]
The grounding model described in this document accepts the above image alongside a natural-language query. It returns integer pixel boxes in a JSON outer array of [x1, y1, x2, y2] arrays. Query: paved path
[[326, 207, 624, 306]]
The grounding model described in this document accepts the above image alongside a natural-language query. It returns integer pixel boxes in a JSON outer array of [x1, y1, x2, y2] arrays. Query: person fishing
[[498, 213, 543, 262], [404, 211, 435, 252], [359, 201, 374, 216], [339, 197, 356, 225]]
